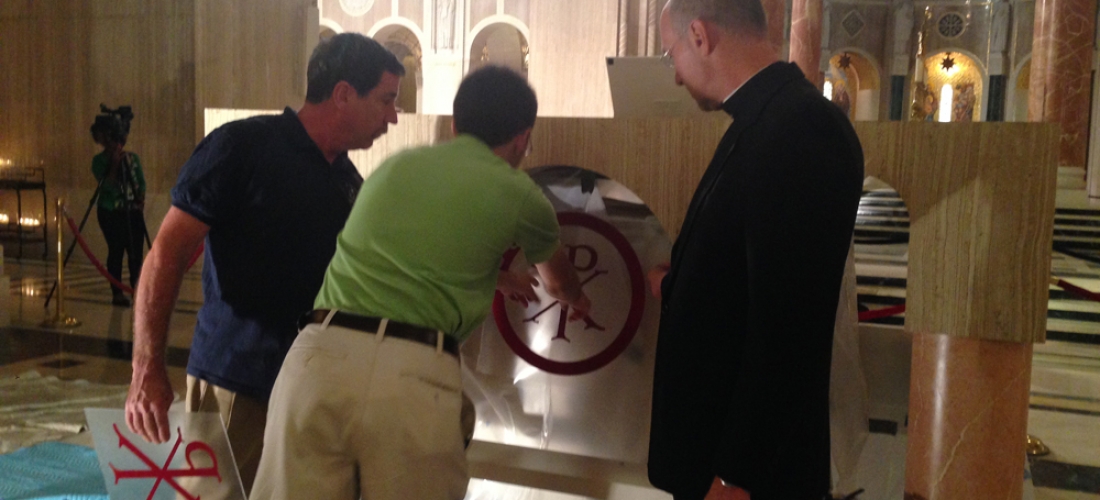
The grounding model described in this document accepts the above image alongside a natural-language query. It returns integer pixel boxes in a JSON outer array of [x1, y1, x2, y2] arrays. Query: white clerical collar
[[722, 66, 767, 104]]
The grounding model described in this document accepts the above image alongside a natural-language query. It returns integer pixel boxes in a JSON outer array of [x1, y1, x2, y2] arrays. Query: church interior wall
[[0, 0, 197, 227], [0, 0, 1079, 258], [526, 1, 617, 117], [1012, 0, 1035, 65], [825, 2, 891, 120], [919, 4, 993, 64], [194, 0, 314, 137], [0, 0, 310, 258], [323, 1, 616, 116]]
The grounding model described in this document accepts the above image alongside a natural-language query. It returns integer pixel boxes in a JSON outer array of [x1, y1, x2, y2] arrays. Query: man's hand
[[705, 477, 750, 500], [534, 246, 591, 321], [648, 262, 670, 299], [125, 362, 175, 443], [497, 269, 540, 307], [565, 293, 591, 321]]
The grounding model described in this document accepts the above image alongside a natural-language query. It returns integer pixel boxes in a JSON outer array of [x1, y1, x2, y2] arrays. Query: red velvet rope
[[857, 303, 906, 321], [856, 276, 1100, 322], [65, 214, 134, 294], [1052, 278, 1100, 302], [64, 213, 203, 296]]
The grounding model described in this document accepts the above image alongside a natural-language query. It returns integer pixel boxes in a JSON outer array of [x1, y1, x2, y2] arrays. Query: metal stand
[[44, 180, 102, 308], [41, 198, 80, 328]]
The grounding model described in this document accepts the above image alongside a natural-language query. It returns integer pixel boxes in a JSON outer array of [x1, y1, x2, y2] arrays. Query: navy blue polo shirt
[[172, 108, 362, 401]]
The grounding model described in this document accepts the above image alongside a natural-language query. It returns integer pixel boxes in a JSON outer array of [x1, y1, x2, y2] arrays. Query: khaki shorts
[[185, 375, 268, 497]]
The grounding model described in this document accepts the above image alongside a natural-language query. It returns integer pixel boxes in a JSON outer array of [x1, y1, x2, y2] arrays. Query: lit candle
[[938, 84, 953, 123]]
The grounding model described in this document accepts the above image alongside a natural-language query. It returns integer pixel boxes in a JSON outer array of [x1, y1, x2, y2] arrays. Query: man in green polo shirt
[[250, 66, 590, 500]]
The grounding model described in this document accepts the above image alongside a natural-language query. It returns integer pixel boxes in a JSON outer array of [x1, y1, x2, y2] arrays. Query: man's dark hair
[[453, 66, 538, 148], [667, 0, 767, 39], [306, 33, 406, 103]]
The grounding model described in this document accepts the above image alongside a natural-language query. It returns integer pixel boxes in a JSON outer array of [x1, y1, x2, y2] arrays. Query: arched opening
[[855, 177, 910, 321], [826, 50, 881, 121], [468, 23, 529, 76], [373, 25, 422, 114], [852, 176, 912, 497], [921, 50, 985, 122]]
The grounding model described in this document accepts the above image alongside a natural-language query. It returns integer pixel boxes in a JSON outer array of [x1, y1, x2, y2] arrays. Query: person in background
[[90, 113, 147, 307]]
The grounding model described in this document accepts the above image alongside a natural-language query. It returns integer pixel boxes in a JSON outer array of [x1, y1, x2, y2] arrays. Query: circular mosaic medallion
[[937, 12, 965, 38], [339, 0, 374, 17]]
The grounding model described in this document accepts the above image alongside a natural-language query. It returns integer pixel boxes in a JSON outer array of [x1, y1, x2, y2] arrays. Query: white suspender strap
[[376, 318, 389, 340], [320, 309, 338, 329]]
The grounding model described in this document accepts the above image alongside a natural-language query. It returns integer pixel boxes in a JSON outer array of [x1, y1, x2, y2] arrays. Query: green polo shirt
[[314, 134, 560, 341]]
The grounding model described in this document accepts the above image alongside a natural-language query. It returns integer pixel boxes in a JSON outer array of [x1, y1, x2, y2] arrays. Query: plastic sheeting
[[462, 166, 668, 466], [0, 371, 129, 453], [0, 442, 107, 500], [830, 241, 870, 495]]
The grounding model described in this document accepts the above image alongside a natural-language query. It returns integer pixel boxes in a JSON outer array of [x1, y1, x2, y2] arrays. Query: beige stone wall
[[194, 0, 315, 140], [0, 0, 310, 258], [0, 1, 196, 198], [323, 0, 620, 117]]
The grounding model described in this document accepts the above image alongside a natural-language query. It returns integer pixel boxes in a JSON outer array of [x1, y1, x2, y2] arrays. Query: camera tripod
[[44, 154, 152, 308]]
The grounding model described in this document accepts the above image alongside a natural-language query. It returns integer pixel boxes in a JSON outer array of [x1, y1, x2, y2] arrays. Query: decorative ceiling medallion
[[937, 12, 966, 38], [842, 11, 865, 38], [340, 0, 375, 17]]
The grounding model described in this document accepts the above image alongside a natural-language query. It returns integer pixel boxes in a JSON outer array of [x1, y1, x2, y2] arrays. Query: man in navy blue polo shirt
[[124, 33, 404, 494]]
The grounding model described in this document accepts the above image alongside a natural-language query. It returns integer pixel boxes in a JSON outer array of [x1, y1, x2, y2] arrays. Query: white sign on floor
[[84, 408, 244, 500]]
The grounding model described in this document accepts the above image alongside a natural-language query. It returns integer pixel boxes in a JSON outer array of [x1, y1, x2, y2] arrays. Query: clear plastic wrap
[[462, 166, 669, 467]]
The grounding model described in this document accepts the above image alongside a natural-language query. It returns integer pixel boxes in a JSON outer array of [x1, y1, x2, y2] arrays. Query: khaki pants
[[186, 375, 268, 497], [250, 323, 468, 500]]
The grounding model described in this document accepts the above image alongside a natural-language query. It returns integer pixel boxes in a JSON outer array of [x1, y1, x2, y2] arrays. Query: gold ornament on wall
[[838, 52, 852, 70], [940, 52, 956, 72]]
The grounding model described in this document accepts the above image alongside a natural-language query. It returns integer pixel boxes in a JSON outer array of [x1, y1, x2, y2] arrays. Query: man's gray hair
[[666, 0, 767, 38]]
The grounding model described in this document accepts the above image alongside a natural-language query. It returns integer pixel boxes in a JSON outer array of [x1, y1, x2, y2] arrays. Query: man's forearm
[[131, 207, 209, 367], [132, 244, 188, 368]]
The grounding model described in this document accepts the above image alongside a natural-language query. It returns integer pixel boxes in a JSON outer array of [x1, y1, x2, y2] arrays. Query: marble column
[[1028, 0, 1097, 167], [904, 334, 1033, 500], [789, 0, 823, 87], [761, 0, 787, 60]]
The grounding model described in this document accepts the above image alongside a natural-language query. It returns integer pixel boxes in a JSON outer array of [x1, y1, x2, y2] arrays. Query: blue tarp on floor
[[0, 442, 107, 500]]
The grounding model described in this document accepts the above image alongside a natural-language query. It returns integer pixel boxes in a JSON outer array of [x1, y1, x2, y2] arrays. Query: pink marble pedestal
[[904, 333, 1033, 500]]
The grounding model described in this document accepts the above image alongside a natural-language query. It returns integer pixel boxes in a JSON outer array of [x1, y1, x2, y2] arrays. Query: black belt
[[298, 309, 459, 358]]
